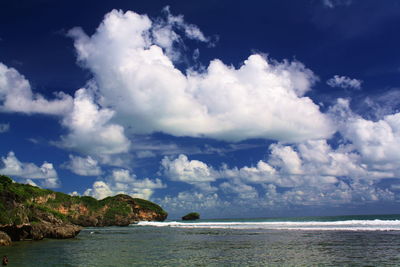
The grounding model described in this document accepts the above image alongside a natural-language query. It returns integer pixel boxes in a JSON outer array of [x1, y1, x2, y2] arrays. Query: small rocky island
[[182, 212, 200, 221], [0, 175, 168, 246]]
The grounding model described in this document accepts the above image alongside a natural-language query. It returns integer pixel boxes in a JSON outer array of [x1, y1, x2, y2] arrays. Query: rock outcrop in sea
[[182, 212, 200, 221], [0, 175, 168, 245]]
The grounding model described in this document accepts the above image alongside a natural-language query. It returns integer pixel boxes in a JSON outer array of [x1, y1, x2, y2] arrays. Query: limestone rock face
[[0, 175, 168, 245], [62, 194, 168, 227], [0, 231, 11, 246]]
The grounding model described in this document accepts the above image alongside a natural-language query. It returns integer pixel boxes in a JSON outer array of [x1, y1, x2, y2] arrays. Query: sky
[[1, 0, 400, 219]]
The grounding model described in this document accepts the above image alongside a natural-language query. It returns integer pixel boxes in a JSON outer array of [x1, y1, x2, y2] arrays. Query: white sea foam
[[136, 220, 400, 231]]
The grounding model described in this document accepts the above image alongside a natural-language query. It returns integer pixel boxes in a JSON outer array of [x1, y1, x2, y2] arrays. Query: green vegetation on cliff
[[132, 198, 167, 216], [0, 175, 168, 226], [0, 175, 54, 224]]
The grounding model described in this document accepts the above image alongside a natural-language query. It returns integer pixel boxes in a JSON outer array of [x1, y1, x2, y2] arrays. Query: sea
[[2, 214, 400, 266]]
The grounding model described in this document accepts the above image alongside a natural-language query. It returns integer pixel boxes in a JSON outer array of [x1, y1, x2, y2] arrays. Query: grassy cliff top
[[0, 175, 167, 225]]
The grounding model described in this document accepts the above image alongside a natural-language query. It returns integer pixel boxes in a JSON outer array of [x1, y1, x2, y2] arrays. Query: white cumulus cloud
[[342, 111, 400, 167], [58, 88, 131, 157], [69, 9, 334, 143], [330, 98, 400, 175], [0, 63, 73, 115], [84, 169, 165, 200], [0, 151, 59, 188], [160, 134, 396, 212], [161, 154, 219, 192], [327, 75, 362, 90], [63, 155, 102, 176]]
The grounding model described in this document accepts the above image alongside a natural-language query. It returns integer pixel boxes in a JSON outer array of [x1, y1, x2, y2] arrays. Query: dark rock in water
[[182, 212, 200, 221], [0, 222, 81, 241], [31, 221, 81, 240], [0, 224, 32, 241], [0, 174, 168, 245], [0, 231, 11, 246]]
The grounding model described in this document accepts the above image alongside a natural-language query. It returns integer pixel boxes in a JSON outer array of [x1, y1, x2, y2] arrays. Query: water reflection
[[1, 227, 400, 266]]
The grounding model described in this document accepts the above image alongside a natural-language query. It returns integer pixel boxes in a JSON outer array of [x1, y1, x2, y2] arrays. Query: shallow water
[[2, 216, 400, 266]]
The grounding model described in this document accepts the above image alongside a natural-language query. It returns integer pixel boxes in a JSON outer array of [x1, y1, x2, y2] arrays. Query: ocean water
[[2, 214, 400, 266]]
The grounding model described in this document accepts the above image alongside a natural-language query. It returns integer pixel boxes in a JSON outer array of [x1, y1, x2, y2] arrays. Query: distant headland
[[0, 175, 168, 246]]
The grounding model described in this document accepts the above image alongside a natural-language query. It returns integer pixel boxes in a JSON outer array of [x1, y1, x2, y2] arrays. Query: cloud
[[131, 136, 246, 159], [0, 151, 59, 188], [273, 140, 392, 181], [361, 89, 400, 120], [322, 0, 352, 9], [160, 132, 397, 212], [157, 103, 400, 216], [226, 138, 392, 189], [262, 180, 394, 207], [161, 154, 217, 183], [0, 123, 9, 133], [25, 179, 39, 187], [135, 150, 157, 159], [269, 144, 303, 175], [329, 98, 400, 176], [63, 155, 102, 176], [327, 75, 362, 89], [221, 160, 276, 184], [0, 63, 73, 115], [160, 6, 208, 42], [58, 88, 131, 157], [84, 169, 165, 200], [220, 180, 259, 200], [69, 9, 334, 143], [161, 154, 219, 191], [84, 181, 113, 200], [151, 6, 211, 61], [341, 112, 400, 168], [159, 191, 228, 218], [40, 178, 60, 188], [159, 177, 395, 218]]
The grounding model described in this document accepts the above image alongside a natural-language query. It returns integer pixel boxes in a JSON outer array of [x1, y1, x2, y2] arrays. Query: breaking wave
[[136, 220, 400, 231]]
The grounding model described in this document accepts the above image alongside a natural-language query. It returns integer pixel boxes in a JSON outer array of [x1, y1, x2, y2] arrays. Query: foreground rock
[[0, 175, 168, 244], [30, 221, 81, 240], [0, 222, 81, 241], [0, 231, 11, 246], [182, 212, 200, 221]]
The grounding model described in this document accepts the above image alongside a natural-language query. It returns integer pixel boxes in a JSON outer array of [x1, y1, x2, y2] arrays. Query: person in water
[[2, 256, 8, 266]]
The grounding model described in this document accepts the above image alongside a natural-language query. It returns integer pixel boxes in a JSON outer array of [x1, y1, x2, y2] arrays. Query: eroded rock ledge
[[0, 222, 81, 242]]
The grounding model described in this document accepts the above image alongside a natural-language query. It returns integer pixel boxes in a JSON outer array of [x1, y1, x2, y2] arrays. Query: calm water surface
[[2, 216, 400, 266]]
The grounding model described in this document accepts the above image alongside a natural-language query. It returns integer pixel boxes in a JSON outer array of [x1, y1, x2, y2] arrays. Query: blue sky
[[1, 0, 400, 219]]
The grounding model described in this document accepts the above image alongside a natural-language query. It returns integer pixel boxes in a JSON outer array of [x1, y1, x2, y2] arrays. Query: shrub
[[104, 203, 131, 220]]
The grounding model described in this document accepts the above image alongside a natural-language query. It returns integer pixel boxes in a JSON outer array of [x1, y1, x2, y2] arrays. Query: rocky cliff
[[0, 175, 168, 245]]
